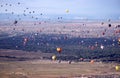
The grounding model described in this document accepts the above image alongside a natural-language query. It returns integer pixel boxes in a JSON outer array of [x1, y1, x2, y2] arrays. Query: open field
[[0, 59, 120, 78], [0, 49, 53, 61], [0, 49, 120, 78]]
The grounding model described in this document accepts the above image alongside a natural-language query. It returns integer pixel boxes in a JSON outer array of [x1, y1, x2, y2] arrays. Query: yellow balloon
[[65, 9, 69, 13], [115, 65, 120, 71], [52, 55, 56, 60]]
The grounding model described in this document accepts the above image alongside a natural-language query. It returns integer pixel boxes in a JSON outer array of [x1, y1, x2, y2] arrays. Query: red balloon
[[102, 32, 105, 35]]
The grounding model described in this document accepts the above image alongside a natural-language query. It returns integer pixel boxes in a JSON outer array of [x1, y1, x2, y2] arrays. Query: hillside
[[0, 21, 120, 62]]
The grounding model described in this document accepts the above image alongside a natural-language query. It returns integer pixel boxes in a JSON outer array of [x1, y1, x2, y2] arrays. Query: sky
[[0, 0, 120, 19]]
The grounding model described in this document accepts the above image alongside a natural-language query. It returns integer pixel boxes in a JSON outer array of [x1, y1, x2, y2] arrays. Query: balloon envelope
[[65, 9, 69, 13], [118, 38, 120, 42], [115, 65, 120, 71], [52, 55, 56, 60], [100, 45, 104, 49], [56, 47, 62, 53], [90, 60, 94, 64], [24, 38, 28, 42]]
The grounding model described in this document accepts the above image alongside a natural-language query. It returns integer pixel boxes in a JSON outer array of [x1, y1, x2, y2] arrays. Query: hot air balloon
[[9, 4, 12, 6], [118, 38, 120, 42], [108, 19, 111, 22], [58, 17, 60, 19], [101, 22, 104, 25], [100, 45, 104, 50], [23, 38, 28, 45], [35, 18, 38, 20], [24, 38, 28, 42], [65, 9, 69, 13], [1, 5, 3, 7], [11, 12, 14, 14], [14, 20, 18, 25], [26, 8, 29, 9], [90, 46, 95, 50], [102, 32, 105, 35], [52, 55, 56, 60], [5, 9, 7, 11], [29, 12, 31, 14], [5, 3, 8, 6], [68, 60, 72, 64], [118, 38, 120, 45], [18, 2, 20, 5], [115, 65, 120, 71], [108, 24, 111, 27], [90, 60, 94, 64], [40, 13, 43, 15], [13, 28, 15, 30], [56, 47, 62, 53], [80, 58, 84, 61], [33, 11, 35, 13], [117, 25, 120, 27], [23, 10, 26, 12]]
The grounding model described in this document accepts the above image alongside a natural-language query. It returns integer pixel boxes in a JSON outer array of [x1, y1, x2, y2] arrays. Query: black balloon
[[14, 20, 18, 24]]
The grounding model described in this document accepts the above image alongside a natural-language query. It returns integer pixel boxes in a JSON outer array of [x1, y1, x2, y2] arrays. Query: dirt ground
[[0, 59, 120, 78]]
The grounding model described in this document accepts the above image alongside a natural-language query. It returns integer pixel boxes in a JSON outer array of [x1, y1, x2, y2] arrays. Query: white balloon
[[100, 45, 104, 49]]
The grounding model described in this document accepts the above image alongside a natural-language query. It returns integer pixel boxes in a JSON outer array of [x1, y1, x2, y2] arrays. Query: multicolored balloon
[[56, 47, 62, 53]]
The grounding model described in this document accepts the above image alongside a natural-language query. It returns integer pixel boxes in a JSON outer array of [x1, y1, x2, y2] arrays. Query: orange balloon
[[56, 47, 62, 53]]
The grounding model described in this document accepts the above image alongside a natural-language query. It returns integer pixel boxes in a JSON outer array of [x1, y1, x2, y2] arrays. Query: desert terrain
[[0, 20, 120, 78]]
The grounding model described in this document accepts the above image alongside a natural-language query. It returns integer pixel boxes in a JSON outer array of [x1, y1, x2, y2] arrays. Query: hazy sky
[[0, 0, 120, 19]]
